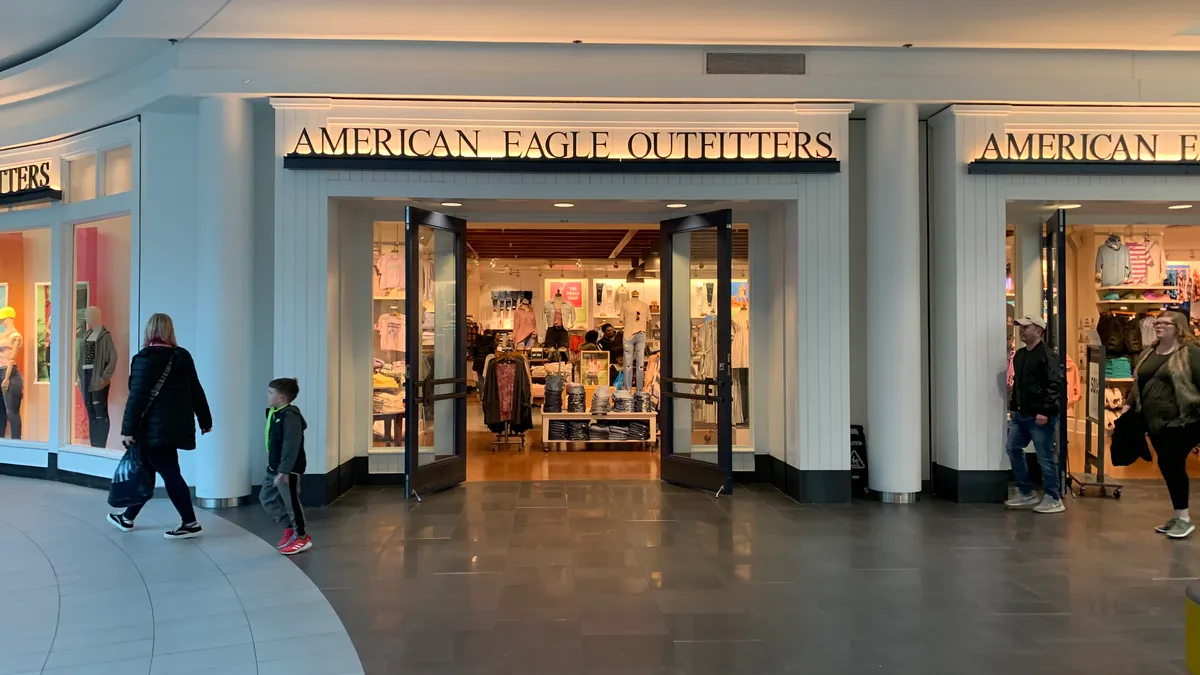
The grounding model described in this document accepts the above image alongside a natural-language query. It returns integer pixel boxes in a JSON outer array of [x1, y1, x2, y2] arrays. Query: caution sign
[[850, 425, 869, 495]]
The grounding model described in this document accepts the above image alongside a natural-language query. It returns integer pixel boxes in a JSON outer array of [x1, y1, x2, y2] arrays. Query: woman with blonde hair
[[1128, 310, 1200, 539], [107, 313, 212, 539]]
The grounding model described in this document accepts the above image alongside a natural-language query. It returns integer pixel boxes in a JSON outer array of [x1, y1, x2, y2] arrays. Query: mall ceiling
[[1, 0, 1199, 78]]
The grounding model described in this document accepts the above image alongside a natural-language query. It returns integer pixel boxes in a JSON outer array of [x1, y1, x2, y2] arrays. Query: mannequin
[[542, 290, 576, 361], [0, 306, 24, 440], [76, 306, 117, 447], [620, 290, 650, 391], [513, 297, 537, 349]]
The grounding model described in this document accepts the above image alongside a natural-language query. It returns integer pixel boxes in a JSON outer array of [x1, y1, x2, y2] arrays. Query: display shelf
[[1106, 378, 1134, 383], [1096, 285, 1172, 291], [541, 411, 658, 449], [1096, 299, 1169, 305]]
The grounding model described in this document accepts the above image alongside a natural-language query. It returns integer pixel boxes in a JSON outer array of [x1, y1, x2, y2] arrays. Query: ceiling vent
[[705, 52, 806, 75]]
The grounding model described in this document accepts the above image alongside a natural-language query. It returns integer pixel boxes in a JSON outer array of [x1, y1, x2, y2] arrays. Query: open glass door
[[1042, 209, 1068, 496], [659, 210, 734, 495], [404, 206, 468, 498]]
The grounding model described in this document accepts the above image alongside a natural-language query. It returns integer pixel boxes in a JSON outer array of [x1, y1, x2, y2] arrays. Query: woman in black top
[[107, 313, 212, 540], [1129, 311, 1200, 539]]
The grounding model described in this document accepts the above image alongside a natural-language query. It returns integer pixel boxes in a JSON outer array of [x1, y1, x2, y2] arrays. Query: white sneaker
[[1005, 491, 1041, 508], [1034, 496, 1066, 514]]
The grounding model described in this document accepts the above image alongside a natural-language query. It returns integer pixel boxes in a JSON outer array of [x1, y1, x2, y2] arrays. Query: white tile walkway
[[0, 476, 364, 675]]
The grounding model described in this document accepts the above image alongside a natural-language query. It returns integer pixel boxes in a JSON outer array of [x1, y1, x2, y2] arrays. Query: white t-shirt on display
[[621, 299, 650, 336]]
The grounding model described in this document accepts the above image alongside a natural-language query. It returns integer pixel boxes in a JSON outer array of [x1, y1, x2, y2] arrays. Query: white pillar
[[194, 97, 254, 506], [865, 103, 922, 501]]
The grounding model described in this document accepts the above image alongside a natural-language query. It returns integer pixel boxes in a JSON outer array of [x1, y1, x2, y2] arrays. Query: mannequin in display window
[[542, 290, 575, 359], [621, 290, 650, 391], [0, 306, 23, 440], [76, 306, 118, 447]]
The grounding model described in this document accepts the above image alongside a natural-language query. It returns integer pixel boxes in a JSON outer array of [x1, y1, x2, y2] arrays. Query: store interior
[[355, 199, 759, 482], [1006, 199, 1200, 485]]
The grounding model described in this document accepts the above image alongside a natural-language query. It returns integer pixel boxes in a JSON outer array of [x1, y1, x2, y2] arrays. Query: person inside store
[[0, 306, 23, 440], [1125, 310, 1200, 539], [108, 313, 213, 540], [598, 323, 623, 384], [1005, 316, 1066, 514]]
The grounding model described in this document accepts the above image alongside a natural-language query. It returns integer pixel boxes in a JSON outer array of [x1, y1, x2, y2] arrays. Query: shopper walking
[[1127, 310, 1200, 539], [1005, 316, 1066, 514], [107, 313, 213, 539]]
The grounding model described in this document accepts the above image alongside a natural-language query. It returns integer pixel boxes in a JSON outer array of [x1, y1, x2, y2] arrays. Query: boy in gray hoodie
[[261, 378, 311, 555]]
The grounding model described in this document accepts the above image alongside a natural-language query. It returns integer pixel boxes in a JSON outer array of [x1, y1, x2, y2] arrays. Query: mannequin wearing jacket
[[77, 306, 118, 447]]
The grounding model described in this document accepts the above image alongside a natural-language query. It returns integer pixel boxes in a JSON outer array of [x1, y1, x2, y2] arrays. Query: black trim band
[[0, 187, 62, 207], [968, 160, 1200, 176], [284, 154, 841, 174]]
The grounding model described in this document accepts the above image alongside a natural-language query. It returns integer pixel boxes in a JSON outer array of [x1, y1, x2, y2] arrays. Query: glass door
[[659, 210, 734, 495], [404, 206, 468, 498], [1042, 209, 1068, 496]]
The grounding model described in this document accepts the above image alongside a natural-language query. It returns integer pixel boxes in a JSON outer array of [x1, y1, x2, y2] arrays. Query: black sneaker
[[164, 522, 202, 540], [107, 513, 134, 532]]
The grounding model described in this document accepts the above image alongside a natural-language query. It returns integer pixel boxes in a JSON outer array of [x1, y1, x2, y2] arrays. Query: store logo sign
[[289, 126, 836, 161], [975, 132, 1200, 162], [0, 161, 52, 197]]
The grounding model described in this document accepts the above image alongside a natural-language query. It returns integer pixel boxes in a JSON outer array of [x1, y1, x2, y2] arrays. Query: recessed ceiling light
[[666, 203, 687, 209], [440, 201, 462, 207], [1059, 204, 1083, 209], [553, 203, 575, 208], [1169, 204, 1194, 210]]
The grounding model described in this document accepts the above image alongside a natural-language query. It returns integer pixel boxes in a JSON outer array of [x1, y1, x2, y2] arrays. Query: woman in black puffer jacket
[[107, 313, 212, 539]]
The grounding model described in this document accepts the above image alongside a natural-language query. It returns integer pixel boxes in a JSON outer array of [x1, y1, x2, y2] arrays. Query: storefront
[[0, 119, 140, 482], [272, 99, 855, 505], [930, 105, 1200, 502]]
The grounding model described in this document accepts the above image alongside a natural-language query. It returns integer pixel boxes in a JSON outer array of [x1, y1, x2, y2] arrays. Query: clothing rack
[[483, 351, 531, 452]]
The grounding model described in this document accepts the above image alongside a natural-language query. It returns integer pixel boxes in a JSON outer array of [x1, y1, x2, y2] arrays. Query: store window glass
[[369, 222, 407, 472], [0, 227, 52, 443], [71, 216, 131, 450], [68, 154, 97, 203], [103, 146, 132, 196]]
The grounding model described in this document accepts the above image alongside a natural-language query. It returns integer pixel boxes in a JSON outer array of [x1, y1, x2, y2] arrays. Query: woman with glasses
[[1128, 311, 1200, 539]]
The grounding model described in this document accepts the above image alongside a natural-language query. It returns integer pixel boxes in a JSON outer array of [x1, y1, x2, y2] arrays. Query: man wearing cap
[[1005, 316, 1065, 513]]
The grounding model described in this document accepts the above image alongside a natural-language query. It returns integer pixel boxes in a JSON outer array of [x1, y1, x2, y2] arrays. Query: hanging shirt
[[513, 306, 537, 343], [731, 309, 750, 368], [1144, 240, 1166, 286], [1126, 241, 1149, 284], [375, 313, 406, 352], [375, 252, 406, 291]]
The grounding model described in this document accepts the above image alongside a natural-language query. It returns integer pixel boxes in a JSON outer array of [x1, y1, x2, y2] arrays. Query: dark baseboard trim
[[2, 453, 195, 500], [353, 456, 406, 487], [763, 455, 851, 503], [733, 455, 772, 484], [933, 463, 1008, 503]]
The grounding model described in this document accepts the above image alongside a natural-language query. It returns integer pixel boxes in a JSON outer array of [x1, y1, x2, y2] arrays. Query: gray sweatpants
[[260, 472, 306, 536]]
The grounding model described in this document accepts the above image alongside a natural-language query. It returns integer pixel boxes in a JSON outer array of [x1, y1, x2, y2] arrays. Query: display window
[[369, 221, 408, 471], [0, 228, 52, 443], [70, 216, 132, 450]]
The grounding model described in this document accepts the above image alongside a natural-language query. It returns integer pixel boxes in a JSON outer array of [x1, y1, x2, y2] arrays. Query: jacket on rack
[[1009, 341, 1063, 418], [482, 355, 533, 432]]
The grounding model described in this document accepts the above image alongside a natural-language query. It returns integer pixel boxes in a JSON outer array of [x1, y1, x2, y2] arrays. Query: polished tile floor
[[0, 476, 363, 675], [222, 479, 1196, 675]]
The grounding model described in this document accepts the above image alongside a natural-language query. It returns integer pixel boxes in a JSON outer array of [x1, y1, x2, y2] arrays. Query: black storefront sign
[[0, 161, 61, 207]]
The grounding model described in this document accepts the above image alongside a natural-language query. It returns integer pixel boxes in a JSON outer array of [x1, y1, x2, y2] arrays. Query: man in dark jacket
[[1005, 316, 1065, 514], [262, 378, 311, 555]]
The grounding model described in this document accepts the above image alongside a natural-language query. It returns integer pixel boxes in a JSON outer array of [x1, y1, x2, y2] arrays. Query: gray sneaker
[[1034, 496, 1066, 514], [1005, 491, 1041, 508], [1165, 519, 1196, 539], [1155, 518, 1178, 534]]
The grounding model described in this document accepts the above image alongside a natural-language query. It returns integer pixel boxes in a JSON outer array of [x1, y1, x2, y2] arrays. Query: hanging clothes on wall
[[1095, 235, 1131, 286]]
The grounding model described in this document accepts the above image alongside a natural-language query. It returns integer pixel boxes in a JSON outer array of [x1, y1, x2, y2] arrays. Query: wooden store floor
[[465, 396, 659, 482]]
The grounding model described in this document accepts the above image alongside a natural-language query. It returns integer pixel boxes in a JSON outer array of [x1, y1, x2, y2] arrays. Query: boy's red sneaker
[[280, 535, 312, 556], [276, 527, 295, 549]]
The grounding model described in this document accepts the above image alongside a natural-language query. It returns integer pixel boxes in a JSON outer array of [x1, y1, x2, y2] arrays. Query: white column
[[194, 97, 254, 506], [865, 103, 922, 501]]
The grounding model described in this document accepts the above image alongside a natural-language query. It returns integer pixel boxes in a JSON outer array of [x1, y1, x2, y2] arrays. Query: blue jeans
[[1005, 413, 1060, 500], [623, 331, 646, 391]]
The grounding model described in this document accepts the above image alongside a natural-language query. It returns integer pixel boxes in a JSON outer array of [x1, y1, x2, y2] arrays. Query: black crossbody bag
[[125, 352, 175, 447]]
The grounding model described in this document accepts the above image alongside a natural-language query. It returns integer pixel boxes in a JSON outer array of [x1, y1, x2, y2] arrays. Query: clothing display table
[[541, 411, 657, 450], [373, 412, 403, 445]]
